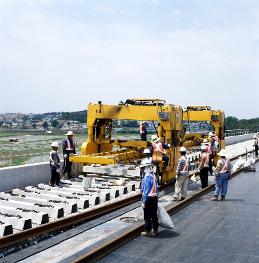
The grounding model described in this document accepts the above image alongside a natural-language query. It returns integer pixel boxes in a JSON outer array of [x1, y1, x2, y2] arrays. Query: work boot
[[221, 195, 225, 201], [211, 195, 218, 201], [151, 229, 158, 237], [141, 231, 152, 237], [180, 197, 186, 201]]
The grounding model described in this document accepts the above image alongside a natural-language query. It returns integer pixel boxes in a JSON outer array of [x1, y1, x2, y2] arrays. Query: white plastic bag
[[157, 204, 175, 230]]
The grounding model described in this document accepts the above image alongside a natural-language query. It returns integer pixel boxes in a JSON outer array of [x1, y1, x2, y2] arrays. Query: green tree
[[43, 121, 49, 130], [51, 119, 59, 129], [32, 123, 36, 129]]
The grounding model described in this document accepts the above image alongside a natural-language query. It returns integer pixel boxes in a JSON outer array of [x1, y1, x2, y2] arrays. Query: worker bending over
[[198, 145, 210, 189], [62, 131, 76, 179], [211, 149, 232, 201], [49, 142, 60, 187], [141, 159, 159, 237], [173, 147, 189, 201], [150, 135, 170, 166]]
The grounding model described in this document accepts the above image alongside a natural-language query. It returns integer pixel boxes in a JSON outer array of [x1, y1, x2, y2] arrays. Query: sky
[[0, 0, 259, 118]]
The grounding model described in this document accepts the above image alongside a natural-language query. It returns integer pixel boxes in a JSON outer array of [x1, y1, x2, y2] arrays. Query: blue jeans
[[214, 172, 229, 197]]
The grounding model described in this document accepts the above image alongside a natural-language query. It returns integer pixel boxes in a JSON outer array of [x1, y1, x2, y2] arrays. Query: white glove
[[197, 168, 200, 173], [168, 144, 171, 148], [56, 168, 60, 173], [212, 166, 216, 172], [64, 154, 67, 158], [141, 203, 145, 209]]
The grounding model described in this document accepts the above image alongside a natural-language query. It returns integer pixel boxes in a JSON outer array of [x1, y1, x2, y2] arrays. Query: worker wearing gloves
[[173, 147, 189, 201], [211, 149, 232, 201], [150, 135, 170, 166], [253, 135, 258, 157], [198, 145, 210, 189], [141, 159, 159, 237], [49, 142, 61, 187], [62, 131, 76, 179]]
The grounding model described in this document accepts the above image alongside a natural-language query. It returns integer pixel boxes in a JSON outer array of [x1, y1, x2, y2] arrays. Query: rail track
[[0, 143, 256, 261]]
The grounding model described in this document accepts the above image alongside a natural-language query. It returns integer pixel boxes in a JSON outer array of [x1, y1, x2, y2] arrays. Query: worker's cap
[[201, 145, 207, 151], [138, 158, 153, 168], [180, 146, 187, 152], [218, 149, 226, 157], [143, 148, 151, 154], [65, 131, 74, 136], [203, 139, 208, 143], [51, 141, 59, 148], [253, 135, 257, 139], [151, 135, 160, 143]]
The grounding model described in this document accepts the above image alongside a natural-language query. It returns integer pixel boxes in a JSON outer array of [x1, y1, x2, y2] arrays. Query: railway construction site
[[0, 99, 258, 263]]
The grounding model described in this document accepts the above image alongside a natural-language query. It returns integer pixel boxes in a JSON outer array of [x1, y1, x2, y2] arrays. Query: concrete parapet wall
[[225, 134, 254, 145]]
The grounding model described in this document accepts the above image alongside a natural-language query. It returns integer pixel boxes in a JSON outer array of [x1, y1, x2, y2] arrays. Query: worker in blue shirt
[[140, 159, 159, 237]]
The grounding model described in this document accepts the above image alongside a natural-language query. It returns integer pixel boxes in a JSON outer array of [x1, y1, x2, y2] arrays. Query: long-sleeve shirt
[[49, 150, 60, 169], [141, 172, 158, 205], [215, 158, 232, 175], [176, 156, 189, 176]]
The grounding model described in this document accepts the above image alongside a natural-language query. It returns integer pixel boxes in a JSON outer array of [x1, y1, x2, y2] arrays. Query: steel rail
[[74, 157, 258, 263], [0, 151, 255, 250]]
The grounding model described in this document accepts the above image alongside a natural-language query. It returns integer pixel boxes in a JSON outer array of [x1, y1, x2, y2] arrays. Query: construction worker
[[139, 121, 148, 141], [62, 131, 76, 179], [49, 142, 60, 187], [173, 147, 189, 201], [150, 135, 170, 166], [253, 135, 258, 157], [198, 145, 210, 188], [211, 149, 232, 201], [140, 159, 159, 237], [203, 138, 214, 175]]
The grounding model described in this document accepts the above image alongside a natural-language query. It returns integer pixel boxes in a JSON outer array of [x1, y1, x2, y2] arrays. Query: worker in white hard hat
[[198, 145, 210, 189], [140, 149, 153, 180], [139, 121, 148, 141], [173, 147, 189, 201], [150, 134, 170, 167], [140, 159, 159, 237], [49, 142, 61, 187], [62, 131, 76, 179], [211, 149, 232, 201], [253, 135, 258, 157]]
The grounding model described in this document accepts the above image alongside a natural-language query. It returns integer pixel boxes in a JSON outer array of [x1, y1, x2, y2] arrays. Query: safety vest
[[206, 144, 212, 155], [139, 124, 145, 134], [49, 150, 55, 165], [152, 142, 165, 154], [66, 138, 74, 151], [220, 159, 228, 174], [148, 174, 157, 197]]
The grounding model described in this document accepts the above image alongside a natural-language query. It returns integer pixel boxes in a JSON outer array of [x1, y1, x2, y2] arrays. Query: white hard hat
[[254, 135, 257, 139], [209, 132, 214, 137], [143, 148, 151, 154], [51, 141, 59, 148], [218, 149, 226, 157], [151, 135, 159, 143], [139, 158, 153, 168], [201, 145, 207, 151], [203, 139, 208, 143], [65, 131, 74, 136], [180, 146, 187, 152]]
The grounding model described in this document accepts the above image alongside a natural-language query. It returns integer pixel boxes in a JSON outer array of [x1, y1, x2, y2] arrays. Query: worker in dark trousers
[[254, 135, 258, 158], [211, 149, 232, 201], [139, 121, 148, 141], [140, 159, 159, 237], [62, 131, 76, 179], [49, 142, 60, 187], [198, 145, 209, 188]]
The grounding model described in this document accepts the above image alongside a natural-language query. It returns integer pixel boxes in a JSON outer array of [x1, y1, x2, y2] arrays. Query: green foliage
[[51, 119, 59, 128], [60, 110, 86, 123], [225, 116, 259, 132], [43, 121, 49, 130]]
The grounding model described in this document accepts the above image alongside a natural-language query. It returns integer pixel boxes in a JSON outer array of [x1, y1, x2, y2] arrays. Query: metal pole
[[9, 142, 13, 166]]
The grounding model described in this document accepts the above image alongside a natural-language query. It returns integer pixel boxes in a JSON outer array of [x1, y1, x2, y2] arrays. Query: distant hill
[[225, 116, 259, 132]]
